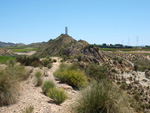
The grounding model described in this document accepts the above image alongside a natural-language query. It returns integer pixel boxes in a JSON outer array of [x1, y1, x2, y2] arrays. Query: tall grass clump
[[46, 87, 67, 104], [0, 60, 30, 106], [0, 69, 17, 106], [54, 63, 88, 88], [72, 80, 134, 113], [42, 80, 55, 94], [34, 71, 43, 86], [6, 60, 30, 81]]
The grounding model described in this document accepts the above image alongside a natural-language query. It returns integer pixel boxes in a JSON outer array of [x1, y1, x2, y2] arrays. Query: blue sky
[[0, 0, 150, 46]]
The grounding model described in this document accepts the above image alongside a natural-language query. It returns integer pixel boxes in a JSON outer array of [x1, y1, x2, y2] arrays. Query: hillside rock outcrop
[[0, 49, 14, 56], [145, 70, 150, 79]]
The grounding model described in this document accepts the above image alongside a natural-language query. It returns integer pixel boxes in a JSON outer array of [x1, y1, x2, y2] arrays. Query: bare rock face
[[81, 47, 108, 65], [145, 70, 150, 79]]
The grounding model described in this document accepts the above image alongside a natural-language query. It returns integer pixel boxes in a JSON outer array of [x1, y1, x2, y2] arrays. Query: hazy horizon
[[0, 0, 150, 46]]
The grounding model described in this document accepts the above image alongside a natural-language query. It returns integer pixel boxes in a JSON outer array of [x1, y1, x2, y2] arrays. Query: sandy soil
[[15, 51, 36, 56], [126, 51, 150, 54], [0, 57, 78, 113], [118, 71, 150, 87]]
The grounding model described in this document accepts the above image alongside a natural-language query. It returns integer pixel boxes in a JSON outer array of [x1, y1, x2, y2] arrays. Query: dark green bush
[[85, 63, 108, 80], [134, 65, 138, 71], [47, 64, 52, 69], [41, 59, 49, 67], [16, 56, 40, 67]]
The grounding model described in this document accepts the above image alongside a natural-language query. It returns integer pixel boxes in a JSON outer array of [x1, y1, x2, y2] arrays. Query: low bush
[[85, 63, 108, 80], [46, 87, 67, 104], [22, 106, 34, 113], [39, 65, 43, 69], [42, 80, 55, 94], [133, 59, 150, 72], [16, 56, 40, 67], [55, 64, 88, 88], [47, 64, 52, 69], [41, 59, 49, 67], [72, 80, 134, 113], [34, 71, 43, 86]]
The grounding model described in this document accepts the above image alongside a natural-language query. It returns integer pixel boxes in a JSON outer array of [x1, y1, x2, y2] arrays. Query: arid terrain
[[0, 34, 150, 113]]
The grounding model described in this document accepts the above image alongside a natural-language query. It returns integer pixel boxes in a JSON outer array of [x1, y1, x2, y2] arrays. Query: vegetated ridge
[[35, 34, 89, 57], [0, 41, 25, 47]]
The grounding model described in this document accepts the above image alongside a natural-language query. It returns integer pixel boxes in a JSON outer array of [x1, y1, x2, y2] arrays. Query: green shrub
[[72, 80, 134, 113], [42, 80, 55, 94], [41, 59, 49, 67], [55, 64, 88, 88], [39, 65, 43, 69], [46, 87, 67, 104], [133, 59, 150, 72], [85, 63, 108, 80], [47, 64, 52, 69], [16, 56, 40, 67], [22, 106, 34, 113], [34, 71, 43, 86]]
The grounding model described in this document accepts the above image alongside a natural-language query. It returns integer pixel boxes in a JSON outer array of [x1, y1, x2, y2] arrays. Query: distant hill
[[35, 34, 89, 57], [27, 42, 48, 48], [0, 41, 25, 47]]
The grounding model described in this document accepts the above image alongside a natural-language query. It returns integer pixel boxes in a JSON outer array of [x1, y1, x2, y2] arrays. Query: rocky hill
[[27, 42, 48, 48], [35, 34, 89, 57]]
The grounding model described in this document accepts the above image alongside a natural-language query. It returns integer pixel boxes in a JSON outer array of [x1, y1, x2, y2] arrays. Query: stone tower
[[65, 27, 68, 35]]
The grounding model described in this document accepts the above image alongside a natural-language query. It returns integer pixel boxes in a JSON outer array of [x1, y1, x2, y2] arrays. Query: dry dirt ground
[[0, 57, 78, 113], [127, 51, 150, 54], [15, 51, 36, 56]]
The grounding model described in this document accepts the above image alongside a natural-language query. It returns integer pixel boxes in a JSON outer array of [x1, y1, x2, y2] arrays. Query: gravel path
[[0, 57, 78, 113]]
